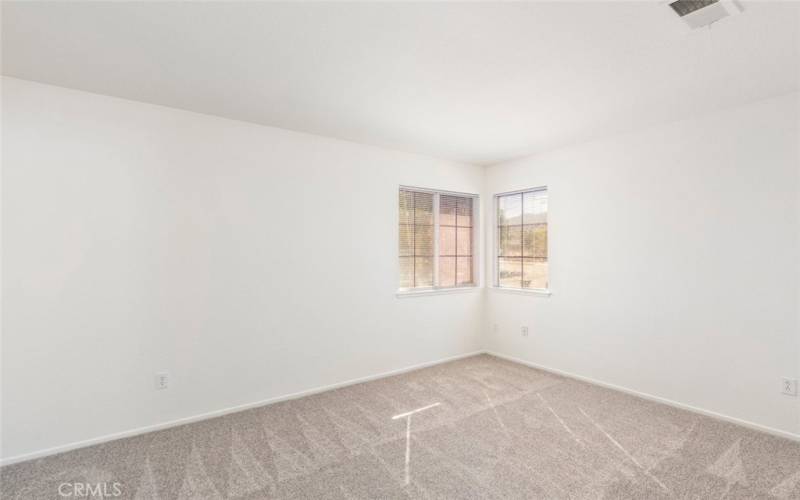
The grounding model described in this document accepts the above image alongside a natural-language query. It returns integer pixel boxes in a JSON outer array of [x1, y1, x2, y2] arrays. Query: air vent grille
[[669, 0, 719, 17], [668, 0, 742, 29]]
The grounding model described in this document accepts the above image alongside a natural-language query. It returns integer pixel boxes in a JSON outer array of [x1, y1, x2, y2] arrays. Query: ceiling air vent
[[668, 0, 743, 29]]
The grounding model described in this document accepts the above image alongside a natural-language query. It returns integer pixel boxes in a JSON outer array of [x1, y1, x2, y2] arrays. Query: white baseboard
[[5, 349, 796, 467], [0, 350, 485, 467], [487, 350, 800, 443]]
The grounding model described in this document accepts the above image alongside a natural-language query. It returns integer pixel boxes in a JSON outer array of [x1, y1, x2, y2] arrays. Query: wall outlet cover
[[781, 378, 797, 397]]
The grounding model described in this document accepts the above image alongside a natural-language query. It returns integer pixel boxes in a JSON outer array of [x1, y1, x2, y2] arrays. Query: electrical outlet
[[521, 326, 529, 337], [781, 378, 797, 397], [155, 372, 170, 390]]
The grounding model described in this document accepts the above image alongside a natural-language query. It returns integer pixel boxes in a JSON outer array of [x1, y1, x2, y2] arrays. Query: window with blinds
[[399, 188, 477, 290], [496, 188, 548, 290]]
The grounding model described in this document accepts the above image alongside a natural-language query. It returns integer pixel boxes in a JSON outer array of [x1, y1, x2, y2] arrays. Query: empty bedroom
[[1, 1, 799, 498]]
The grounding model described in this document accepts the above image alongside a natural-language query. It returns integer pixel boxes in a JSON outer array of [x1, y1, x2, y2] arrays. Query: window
[[399, 187, 477, 291], [496, 188, 548, 290]]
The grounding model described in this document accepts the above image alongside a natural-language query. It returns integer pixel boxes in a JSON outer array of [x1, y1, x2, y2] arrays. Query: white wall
[[485, 92, 800, 436], [2, 76, 798, 463], [0, 77, 486, 461]]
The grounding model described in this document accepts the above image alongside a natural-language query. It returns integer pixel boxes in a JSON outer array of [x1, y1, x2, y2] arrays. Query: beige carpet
[[2, 354, 799, 499]]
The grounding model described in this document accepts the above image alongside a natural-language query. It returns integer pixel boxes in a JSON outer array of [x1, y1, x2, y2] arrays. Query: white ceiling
[[3, 1, 798, 165]]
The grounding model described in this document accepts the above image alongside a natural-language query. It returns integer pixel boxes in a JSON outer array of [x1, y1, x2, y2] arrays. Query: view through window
[[399, 188, 476, 290], [496, 188, 548, 290]]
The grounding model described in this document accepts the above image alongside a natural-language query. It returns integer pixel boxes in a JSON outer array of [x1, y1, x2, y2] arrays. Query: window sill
[[396, 287, 481, 298], [489, 286, 551, 297]]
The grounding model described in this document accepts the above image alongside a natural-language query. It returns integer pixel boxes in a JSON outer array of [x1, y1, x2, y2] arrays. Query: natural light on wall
[[496, 188, 548, 290], [399, 187, 477, 291]]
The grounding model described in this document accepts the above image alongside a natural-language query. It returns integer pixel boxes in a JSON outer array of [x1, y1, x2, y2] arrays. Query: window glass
[[496, 188, 548, 290], [399, 188, 477, 290]]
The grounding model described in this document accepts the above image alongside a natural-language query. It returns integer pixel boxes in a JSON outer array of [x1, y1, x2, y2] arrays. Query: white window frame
[[397, 185, 480, 297], [491, 186, 551, 296]]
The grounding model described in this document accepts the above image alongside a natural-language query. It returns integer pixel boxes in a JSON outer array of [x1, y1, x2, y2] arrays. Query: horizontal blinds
[[399, 189, 434, 288], [399, 189, 476, 290], [439, 194, 473, 288], [497, 189, 548, 289]]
